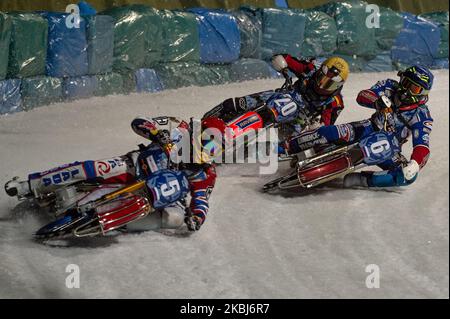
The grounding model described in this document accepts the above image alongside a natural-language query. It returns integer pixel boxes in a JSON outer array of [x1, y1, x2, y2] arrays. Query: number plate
[[359, 132, 399, 165]]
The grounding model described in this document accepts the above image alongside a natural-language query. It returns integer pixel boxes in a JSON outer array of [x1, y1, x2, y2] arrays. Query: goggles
[[400, 77, 428, 96]]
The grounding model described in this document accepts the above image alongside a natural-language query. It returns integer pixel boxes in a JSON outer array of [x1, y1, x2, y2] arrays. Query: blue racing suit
[[288, 79, 433, 187]]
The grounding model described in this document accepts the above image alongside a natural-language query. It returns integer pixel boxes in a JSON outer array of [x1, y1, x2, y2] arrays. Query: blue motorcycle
[[34, 144, 190, 240], [201, 74, 316, 151]]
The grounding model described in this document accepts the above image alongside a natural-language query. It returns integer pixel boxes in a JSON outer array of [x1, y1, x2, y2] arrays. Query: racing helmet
[[312, 57, 349, 96], [396, 65, 434, 105]]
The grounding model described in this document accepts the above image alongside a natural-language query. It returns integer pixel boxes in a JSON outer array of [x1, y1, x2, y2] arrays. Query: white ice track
[[0, 71, 448, 298]]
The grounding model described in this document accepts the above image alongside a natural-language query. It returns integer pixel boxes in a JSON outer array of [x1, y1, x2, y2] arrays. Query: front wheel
[[34, 193, 151, 240], [34, 211, 93, 240]]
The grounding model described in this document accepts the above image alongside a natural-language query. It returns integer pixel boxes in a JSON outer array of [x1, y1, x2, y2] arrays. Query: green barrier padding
[[204, 64, 231, 85], [260, 8, 306, 60], [7, 13, 47, 79], [335, 54, 367, 72], [0, 13, 12, 80], [86, 15, 114, 75], [160, 10, 200, 62], [154, 62, 231, 89], [375, 7, 404, 51], [95, 72, 124, 96], [302, 10, 337, 57], [230, 6, 262, 59], [20, 76, 63, 110], [103, 5, 163, 72], [315, 1, 378, 59], [229, 58, 272, 81], [420, 11, 449, 58], [120, 71, 137, 94]]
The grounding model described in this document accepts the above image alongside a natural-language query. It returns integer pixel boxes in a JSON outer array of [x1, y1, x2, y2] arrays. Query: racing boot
[[5, 177, 32, 199], [343, 172, 370, 188]]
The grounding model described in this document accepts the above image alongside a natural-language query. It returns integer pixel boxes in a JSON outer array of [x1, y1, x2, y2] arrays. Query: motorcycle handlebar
[[279, 71, 293, 91]]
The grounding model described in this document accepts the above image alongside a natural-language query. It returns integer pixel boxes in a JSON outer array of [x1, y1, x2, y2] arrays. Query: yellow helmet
[[313, 56, 349, 95]]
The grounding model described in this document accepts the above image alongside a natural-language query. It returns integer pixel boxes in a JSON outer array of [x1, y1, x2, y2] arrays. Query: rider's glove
[[271, 55, 288, 74], [185, 214, 203, 232], [375, 95, 393, 113], [402, 160, 420, 181]]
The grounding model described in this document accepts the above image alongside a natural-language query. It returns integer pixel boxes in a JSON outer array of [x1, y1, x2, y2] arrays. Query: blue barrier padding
[[0, 79, 22, 115], [188, 8, 240, 64], [275, 0, 288, 8], [63, 75, 98, 100], [78, 1, 97, 16], [391, 13, 441, 67], [135, 69, 164, 93], [44, 13, 89, 77]]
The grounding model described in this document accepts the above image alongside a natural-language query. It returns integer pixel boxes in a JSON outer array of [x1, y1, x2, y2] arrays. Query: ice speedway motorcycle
[[7, 142, 191, 240], [201, 71, 407, 191], [263, 96, 408, 191], [202, 72, 317, 148]]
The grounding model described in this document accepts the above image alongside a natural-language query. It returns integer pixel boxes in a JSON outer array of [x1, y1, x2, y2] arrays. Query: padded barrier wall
[[0, 78, 22, 114], [44, 13, 89, 77], [85, 15, 114, 75], [391, 12, 441, 67], [0, 1, 449, 115], [20, 76, 62, 110], [231, 6, 262, 59], [63, 75, 98, 100], [7, 13, 48, 78], [0, 13, 12, 80], [302, 9, 337, 57], [188, 8, 241, 64], [160, 10, 200, 62], [260, 8, 306, 60], [315, 1, 378, 59]]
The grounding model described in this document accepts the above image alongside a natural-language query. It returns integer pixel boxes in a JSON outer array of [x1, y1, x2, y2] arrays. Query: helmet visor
[[400, 77, 428, 96], [314, 65, 344, 94]]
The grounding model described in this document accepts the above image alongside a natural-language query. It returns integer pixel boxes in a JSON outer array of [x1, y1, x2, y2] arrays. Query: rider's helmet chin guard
[[312, 56, 349, 96], [396, 65, 434, 108]]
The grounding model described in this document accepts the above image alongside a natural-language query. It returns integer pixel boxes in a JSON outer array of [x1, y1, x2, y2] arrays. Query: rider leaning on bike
[[211, 54, 350, 131], [5, 116, 217, 232], [131, 117, 217, 231], [272, 54, 349, 127], [283, 65, 434, 188]]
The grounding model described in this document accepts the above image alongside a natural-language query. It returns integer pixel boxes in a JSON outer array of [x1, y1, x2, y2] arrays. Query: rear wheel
[[298, 155, 351, 186], [297, 148, 364, 187]]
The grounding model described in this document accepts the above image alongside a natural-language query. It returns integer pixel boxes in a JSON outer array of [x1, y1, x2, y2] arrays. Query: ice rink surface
[[0, 71, 448, 298]]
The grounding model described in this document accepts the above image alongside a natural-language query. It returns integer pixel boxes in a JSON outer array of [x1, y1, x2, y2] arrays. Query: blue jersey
[[359, 79, 433, 151]]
